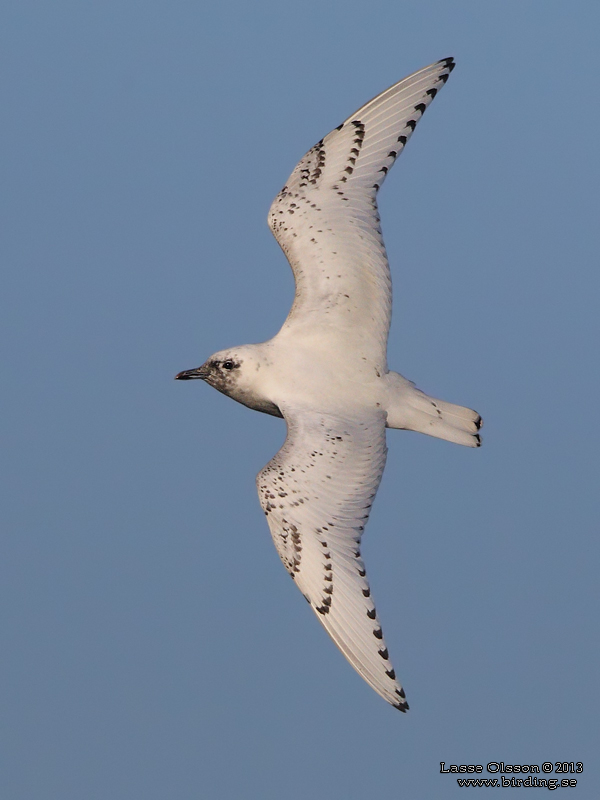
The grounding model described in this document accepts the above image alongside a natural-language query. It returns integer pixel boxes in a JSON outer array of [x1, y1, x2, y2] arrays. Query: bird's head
[[175, 344, 279, 415]]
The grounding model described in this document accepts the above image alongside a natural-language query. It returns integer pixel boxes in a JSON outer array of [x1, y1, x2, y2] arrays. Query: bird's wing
[[269, 58, 455, 372], [256, 405, 408, 711]]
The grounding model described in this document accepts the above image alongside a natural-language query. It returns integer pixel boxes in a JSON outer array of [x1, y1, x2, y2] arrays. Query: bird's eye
[[222, 360, 234, 370]]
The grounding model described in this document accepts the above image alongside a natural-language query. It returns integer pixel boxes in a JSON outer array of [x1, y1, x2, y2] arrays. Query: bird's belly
[[260, 346, 385, 414]]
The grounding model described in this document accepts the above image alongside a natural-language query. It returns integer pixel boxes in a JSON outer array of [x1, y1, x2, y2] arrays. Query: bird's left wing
[[256, 405, 408, 711]]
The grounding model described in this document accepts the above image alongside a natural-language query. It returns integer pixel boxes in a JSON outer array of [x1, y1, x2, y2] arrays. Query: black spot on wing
[[441, 56, 456, 72], [309, 143, 326, 185], [394, 686, 409, 711]]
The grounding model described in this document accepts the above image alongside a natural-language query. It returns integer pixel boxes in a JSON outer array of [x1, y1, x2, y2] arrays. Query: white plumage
[[177, 58, 481, 711]]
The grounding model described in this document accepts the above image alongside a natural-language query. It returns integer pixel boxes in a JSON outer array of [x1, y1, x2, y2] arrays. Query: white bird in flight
[[176, 57, 481, 711]]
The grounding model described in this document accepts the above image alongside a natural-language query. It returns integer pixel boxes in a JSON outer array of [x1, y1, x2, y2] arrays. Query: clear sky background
[[2, 2, 599, 798]]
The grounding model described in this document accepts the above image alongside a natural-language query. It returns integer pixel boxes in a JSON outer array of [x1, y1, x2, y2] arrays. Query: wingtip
[[394, 687, 409, 711], [439, 56, 456, 72]]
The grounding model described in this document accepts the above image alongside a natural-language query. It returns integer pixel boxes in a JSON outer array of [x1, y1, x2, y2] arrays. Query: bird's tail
[[385, 372, 482, 447]]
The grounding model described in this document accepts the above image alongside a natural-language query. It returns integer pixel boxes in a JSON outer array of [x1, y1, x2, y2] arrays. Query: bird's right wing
[[256, 405, 408, 711], [268, 58, 456, 371]]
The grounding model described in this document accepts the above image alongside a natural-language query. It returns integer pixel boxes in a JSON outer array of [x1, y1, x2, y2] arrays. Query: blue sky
[[2, 2, 599, 798]]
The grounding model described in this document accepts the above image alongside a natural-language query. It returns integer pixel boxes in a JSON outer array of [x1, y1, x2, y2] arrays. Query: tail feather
[[385, 372, 482, 447]]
